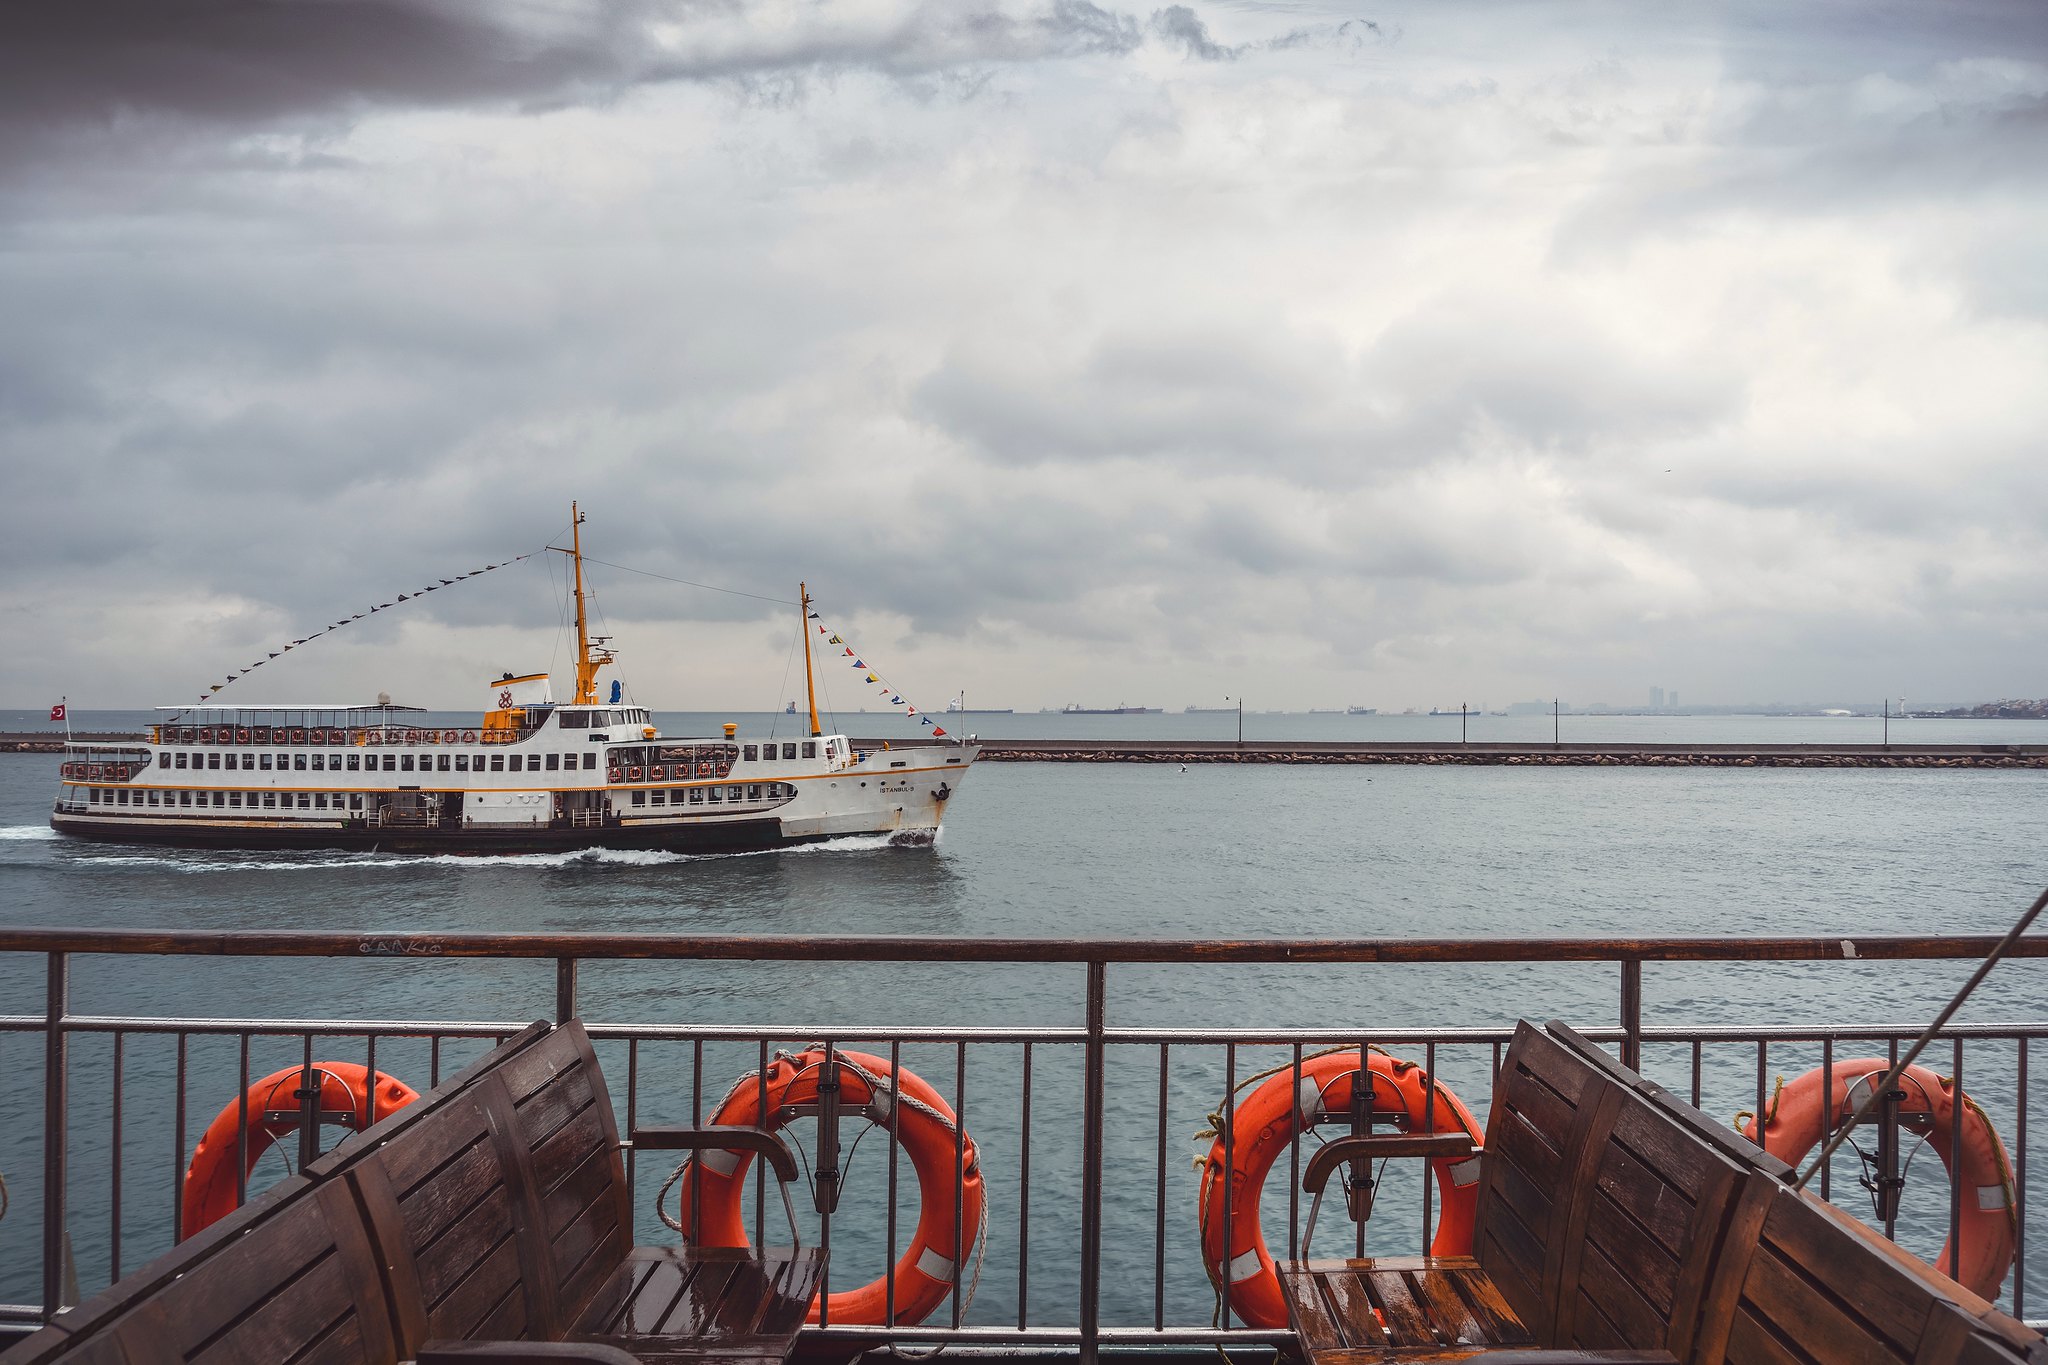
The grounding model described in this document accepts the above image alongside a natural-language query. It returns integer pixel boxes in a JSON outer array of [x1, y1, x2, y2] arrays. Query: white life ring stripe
[[1228, 1248, 1264, 1284], [1450, 1155, 1483, 1188], [699, 1146, 743, 1177], [915, 1247, 954, 1282], [1978, 1184, 2010, 1211]]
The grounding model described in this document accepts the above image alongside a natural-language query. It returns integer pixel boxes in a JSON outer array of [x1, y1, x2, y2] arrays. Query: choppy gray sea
[[3, 716, 2045, 1322]]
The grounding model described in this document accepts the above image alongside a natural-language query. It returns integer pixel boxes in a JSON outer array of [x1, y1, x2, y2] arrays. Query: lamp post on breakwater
[[1225, 696, 1242, 747]]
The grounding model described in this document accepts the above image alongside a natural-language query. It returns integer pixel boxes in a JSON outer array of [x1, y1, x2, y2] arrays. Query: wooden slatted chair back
[[5, 1182, 394, 1365], [341, 1022, 633, 1355], [1698, 1183, 2040, 1365], [1473, 1021, 1625, 1339]]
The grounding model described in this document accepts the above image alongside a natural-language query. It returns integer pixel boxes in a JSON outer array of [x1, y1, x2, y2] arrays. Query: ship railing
[[0, 930, 2045, 1357]]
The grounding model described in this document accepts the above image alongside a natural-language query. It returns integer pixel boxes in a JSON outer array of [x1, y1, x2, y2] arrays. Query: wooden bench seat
[[1281, 1019, 2048, 1365], [2, 1022, 820, 1365]]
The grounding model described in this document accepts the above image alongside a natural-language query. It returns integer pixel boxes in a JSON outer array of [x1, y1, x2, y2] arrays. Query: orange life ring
[[651, 765, 666, 781], [236, 728, 251, 744], [87, 765, 102, 780], [443, 729, 459, 743], [462, 729, 478, 744], [291, 728, 306, 743], [181, 1063, 418, 1238], [1198, 1050, 1484, 1329], [367, 731, 383, 746], [405, 729, 421, 744], [628, 766, 643, 781], [676, 1047, 982, 1326], [1742, 1061, 2016, 1297], [198, 728, 214, 743], [695, 761, 711, 778], [607, 767, 622, 783]]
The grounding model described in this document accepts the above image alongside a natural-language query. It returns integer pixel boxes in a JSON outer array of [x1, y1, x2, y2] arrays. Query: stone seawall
[[961, 742, 2048, 768]]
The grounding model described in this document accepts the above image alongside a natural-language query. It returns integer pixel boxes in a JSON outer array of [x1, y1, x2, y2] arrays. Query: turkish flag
[[49, 703, 66, 722]]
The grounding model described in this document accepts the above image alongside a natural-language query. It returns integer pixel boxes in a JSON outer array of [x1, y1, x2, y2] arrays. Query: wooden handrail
[[0, 928, 2039, 963]]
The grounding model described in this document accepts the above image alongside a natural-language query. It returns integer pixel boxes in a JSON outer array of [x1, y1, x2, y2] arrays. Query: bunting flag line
[[809, 607, 948, 738], [196, 554, 534, 702]]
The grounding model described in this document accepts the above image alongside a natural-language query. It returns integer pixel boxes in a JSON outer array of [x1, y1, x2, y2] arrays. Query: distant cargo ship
[[1064, 703, 1160, 715], [1184, 706, 1236, 714], [1347, 706, 1377, 715]]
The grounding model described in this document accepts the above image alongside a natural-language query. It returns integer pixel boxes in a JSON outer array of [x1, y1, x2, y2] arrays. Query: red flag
[[932, 726, 947, 737], [49, 703, 66, 722]]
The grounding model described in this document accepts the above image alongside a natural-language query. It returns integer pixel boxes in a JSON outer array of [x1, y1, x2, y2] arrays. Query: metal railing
[[1, 929, 2044, 1357]]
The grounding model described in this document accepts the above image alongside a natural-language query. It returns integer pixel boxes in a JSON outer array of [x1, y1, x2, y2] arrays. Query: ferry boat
[[47, 508, 975, 855]]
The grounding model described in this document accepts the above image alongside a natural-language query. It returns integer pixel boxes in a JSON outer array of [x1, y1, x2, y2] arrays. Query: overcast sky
[[3, 0, 2045, 713]]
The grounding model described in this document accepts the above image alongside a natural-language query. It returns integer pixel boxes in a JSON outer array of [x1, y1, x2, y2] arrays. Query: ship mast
[[566, 503, 610, 706], [800, 582, 822, 738]]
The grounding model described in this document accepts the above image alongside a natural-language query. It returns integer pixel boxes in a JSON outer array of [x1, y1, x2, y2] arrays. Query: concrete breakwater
[[952, 739, 2048, 768], [8, 732, 2043, 768]]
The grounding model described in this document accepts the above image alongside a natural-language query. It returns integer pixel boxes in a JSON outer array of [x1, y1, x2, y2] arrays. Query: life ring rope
[[660, 1045, 988, 1325]]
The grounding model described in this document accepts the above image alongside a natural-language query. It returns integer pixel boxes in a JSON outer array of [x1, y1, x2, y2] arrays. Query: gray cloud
[[6, 1, 2048, 710]]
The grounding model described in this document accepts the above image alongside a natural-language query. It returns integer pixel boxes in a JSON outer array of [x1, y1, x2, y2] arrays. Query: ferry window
[[583, 753, 596, 770], [349, 794, 363, 810], [724, 785, 739, 802], [670, 788, 684, 804], [490, 755, 505, 772], [545, 753, 559, 771], [175, 754, 188, 769], [207, 753, 221, 769], [650, 790, 664, 806], [688, 787, 703, 804], [294, 755, 307, 771], [742, 745, 756, 761], [213, 792, 226, 807], [559, 711, 587, 728], [314, 793, 327, 809], [508, 754, 522, 773], [631, 790, 646, 807], [262, 793, 275, 808], [148, 792, 160, 806], [157, 753, 170, 769], [437, 755, 450, 772], [258, 754, 270, 770], [455, 754, 469, 771], [801, 742, 816, 759], [747, 784, 761, 801], [707, 786, 722, 803], [227, 792, 239, 807], [346, 754, 359, 771]]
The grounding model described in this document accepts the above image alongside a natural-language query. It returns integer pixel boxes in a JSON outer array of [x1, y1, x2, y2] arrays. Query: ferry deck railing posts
[[3, 931, 2048, 1351]]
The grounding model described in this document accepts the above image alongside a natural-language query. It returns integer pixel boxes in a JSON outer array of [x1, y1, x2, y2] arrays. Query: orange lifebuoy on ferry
[[198, 728, 214, 743], [1742, 1061, 2017, 1297], [695, 761, 711, 778], [290, 728, 305, 743], [676, 1047, 983, 1326], [462, 730, 478, 744], [1198, 1050, 1485, 1329], [628, 766, 643, 781], [650, 765, 665, 781], [181, 1063, 418, 1238], [236, 728, 251, 744], [443, 729, 458, 743], [607, 767, 622, 783]]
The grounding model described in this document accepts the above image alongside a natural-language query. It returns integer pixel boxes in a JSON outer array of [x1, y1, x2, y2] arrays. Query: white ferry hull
[[52, 723, 974, 857]]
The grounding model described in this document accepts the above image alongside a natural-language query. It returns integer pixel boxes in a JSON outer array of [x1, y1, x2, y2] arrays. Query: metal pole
[[1553, 698, 1560, 746], [1079, 961, 1106, 1365], [1461, 703, 1467, 744], [1883, 697, 1890, 748], [1620, 960, 1643, 1071], [43, 951, 70, 1318], [1797, 881, 2048, 1189], [556, 957, 578, 1022]]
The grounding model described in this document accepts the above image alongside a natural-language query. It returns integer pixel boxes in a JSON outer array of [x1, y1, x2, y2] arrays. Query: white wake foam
[[62, 833, 908, 873], [0, 825, 56, 841]]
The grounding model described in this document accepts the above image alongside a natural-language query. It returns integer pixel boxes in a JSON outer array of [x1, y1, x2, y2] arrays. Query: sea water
[[1, 726, 2045, 1323]]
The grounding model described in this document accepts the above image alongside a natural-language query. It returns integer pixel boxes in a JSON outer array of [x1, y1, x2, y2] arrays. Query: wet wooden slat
[[1363, 1271, 1440, 1350]]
